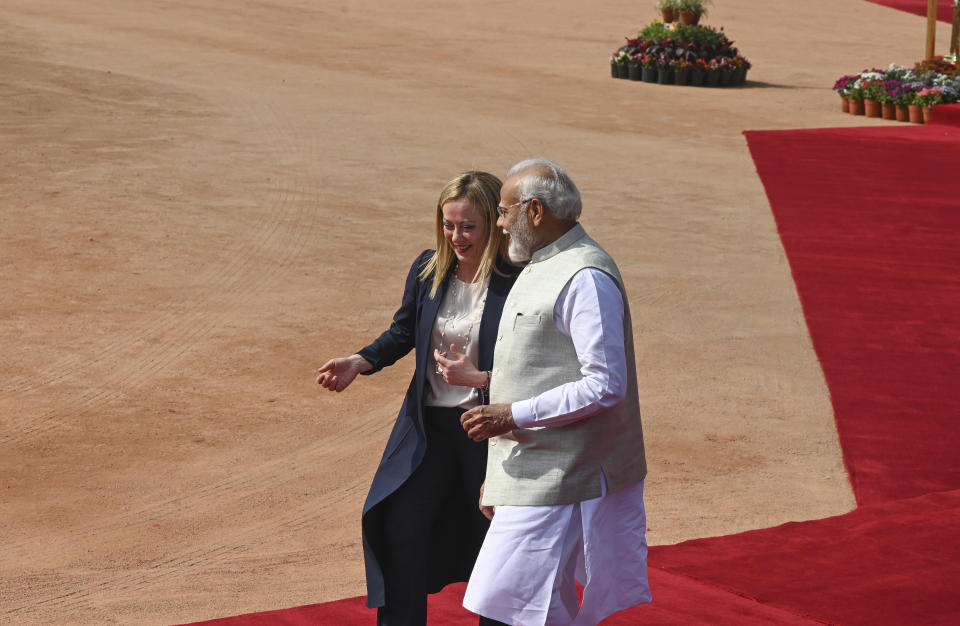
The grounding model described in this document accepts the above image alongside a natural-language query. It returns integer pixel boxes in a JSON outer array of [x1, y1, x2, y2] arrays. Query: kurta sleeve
[[356, 250, 432, 374], [510, 268, 627, 428]]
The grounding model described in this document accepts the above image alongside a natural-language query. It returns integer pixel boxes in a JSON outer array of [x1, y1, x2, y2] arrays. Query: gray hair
[[507, 158, 582, 221]]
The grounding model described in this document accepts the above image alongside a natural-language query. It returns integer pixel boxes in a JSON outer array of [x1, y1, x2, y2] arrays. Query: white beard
[[506, 214, 536, 263]]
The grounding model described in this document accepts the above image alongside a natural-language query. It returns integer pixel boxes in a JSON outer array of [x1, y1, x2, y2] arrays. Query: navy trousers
[[376, 406, 506, 626]]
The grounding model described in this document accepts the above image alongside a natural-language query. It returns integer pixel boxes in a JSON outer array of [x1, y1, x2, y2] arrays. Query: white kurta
[[463, 268, 651, 625]]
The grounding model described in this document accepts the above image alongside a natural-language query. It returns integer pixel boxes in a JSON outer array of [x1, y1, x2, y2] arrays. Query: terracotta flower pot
[[841, 95, 850, 112], [678, 10, 701, 25], [922, 107, 932, 124], [661, 8, 676, 22], [863, 99, 881, 118], [880, 102, 896, 120], [848, 99, 864, 115], [908, 104, 924, 123], [895, 105, 909, 122]]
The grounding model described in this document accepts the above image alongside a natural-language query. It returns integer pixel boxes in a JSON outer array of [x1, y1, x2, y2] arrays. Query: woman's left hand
[[434, 344, 484, 388]]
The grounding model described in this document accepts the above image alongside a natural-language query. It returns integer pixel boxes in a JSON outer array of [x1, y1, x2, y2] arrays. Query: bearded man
[[460, 158, 651, 625]]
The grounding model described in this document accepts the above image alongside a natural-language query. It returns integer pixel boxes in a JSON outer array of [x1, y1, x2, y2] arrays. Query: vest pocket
[[512, 313, 542, 330]]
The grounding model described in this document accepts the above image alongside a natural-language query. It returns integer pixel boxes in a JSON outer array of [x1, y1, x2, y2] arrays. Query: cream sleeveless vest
[[482, 224, 647, 506]]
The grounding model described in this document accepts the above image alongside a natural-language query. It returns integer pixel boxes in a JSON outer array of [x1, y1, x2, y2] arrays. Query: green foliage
[[676, 0, 710, 14], [859, 79, 886, 102], [639, 22, 730, 48]]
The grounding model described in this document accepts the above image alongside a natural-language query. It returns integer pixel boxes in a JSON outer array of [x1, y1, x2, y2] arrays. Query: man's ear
[[529, 198, 546, 226]]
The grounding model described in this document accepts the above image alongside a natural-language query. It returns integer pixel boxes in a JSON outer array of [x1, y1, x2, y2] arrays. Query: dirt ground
[[1, 1, 950, 623]]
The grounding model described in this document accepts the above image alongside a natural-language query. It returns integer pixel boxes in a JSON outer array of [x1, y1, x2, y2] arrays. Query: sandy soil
[[1, 0, 951, 623]]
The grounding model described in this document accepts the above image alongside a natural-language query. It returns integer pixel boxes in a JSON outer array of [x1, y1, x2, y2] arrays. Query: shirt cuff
[[511, 399, 536, 428]]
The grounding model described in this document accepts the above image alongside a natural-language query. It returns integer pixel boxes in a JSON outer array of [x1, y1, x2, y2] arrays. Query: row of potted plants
[[610, 20, 751, 87], [611, 53, 749, 86], [833, 59, 960, 124], [656, 0, 710, 26]]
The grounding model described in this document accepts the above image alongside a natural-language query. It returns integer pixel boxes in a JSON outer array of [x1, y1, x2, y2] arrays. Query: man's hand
[[478, 481, 494, 521], [460, 403, 516, 442]]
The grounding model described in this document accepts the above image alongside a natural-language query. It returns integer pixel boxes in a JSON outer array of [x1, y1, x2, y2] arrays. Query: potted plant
[[705, 57, 721, 87], [613, 49, 631, 79], [628, 54, 644, 81], [673, 57, 694, 85], [657, 55, 674, 84], [914, 55, 960, 77], [691, 58, 709, 86], [845, 79, 865, 115], [833, 74, 858, 112], [875, 80, 900, 120], [860, 79, 884, 118], [656, 0, 679, 23], [642, 53, 659, 82], [717, 56, 736, 86], [676, 0, 709, 26], [893, 84, 915, 122], [913, 87, 945, 123], [729, 55, 750, 85]]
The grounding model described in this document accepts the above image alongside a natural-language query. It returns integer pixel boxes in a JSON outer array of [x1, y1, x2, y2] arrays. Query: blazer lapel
[[417, 266, 452, 377]]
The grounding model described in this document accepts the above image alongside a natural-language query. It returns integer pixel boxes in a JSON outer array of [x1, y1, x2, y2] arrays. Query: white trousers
[[463, 478, 651, 626]]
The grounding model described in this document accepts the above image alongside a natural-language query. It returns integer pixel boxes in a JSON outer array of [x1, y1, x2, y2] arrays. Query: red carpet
[[651, 489, 960, 626], [866, 0, 956, 22], [183, 575, 824, 625], [181, 109, 960, 625], [650, 108, 960, 626], [743, 114, 960, 506]]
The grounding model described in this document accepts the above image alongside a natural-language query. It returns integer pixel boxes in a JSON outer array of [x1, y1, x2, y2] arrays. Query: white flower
[[931, 73, 951, 87]]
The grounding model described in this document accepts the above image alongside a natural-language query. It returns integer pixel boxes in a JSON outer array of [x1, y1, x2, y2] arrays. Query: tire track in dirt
[[0, 88, 322, 446], [0, 54, 288, 395], [1, 398, 386, 564], [0, 98, 290, 399], [1, 413, 385, 618], [1, 92, 386, 619]]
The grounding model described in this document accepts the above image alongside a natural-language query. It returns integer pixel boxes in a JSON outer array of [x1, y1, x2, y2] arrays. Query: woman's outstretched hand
[[434, 343, 485, 388], [317, 354, 373, 392]]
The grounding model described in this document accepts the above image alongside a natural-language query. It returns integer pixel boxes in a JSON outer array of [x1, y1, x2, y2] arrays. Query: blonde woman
[[317, 171, 517, 626]]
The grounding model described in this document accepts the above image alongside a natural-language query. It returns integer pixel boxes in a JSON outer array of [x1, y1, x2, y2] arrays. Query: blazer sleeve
[[356, 250, 433, 375]]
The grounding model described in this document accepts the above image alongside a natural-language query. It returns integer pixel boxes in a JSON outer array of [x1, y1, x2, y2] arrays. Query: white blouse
[[425, 274, 489, 408]]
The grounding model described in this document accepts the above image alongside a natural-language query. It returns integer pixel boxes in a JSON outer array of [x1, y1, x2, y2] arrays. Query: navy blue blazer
[[357, 249, 517, 608]]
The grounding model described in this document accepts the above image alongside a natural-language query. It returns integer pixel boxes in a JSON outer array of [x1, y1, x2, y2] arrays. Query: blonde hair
[[419, 171, 506, 298]]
